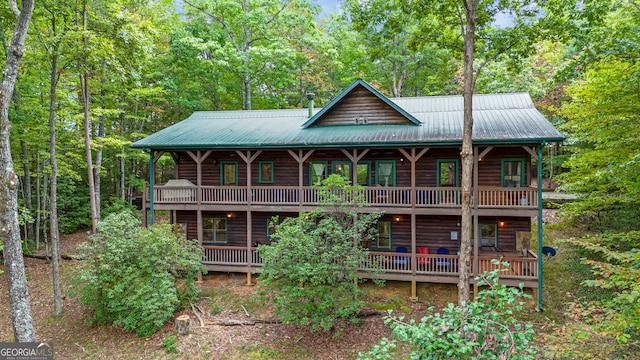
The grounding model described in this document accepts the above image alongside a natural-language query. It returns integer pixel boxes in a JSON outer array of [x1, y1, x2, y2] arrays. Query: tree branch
[[8, 0, 20, 17], [183, 0, 240, 51]]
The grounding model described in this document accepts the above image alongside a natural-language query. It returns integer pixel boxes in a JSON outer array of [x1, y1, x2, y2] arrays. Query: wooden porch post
[[473, 146, 480, 297], [236, 150, 262, 285], [288, 149, 314, 209], [398, 148, 428, 301]]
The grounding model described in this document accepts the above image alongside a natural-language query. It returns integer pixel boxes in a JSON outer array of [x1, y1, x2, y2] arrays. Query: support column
[[473, 147, 480, 283], [149, 150, 154, 225], [537, 144, 544, 310], [399, 147, 428, 301]]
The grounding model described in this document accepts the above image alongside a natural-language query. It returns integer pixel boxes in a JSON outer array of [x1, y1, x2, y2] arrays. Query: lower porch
[[201, 245, 539, 289]]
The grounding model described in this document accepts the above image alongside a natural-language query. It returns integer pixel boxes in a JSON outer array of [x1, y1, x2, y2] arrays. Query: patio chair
[[418, 247, 430, 265], [436, 247, 451, 269], [394, 246, 408, 269]]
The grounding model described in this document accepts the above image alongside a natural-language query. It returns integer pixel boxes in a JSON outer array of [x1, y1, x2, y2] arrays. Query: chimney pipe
[[306, 92, 315, 118]]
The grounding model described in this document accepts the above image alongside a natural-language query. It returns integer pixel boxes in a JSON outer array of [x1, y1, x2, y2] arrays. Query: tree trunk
[[458, 0, 478, 307], [0, 0, 36, 342], [35, 151, 41, 249], [49, 50, 62, 317], [79, 0, 98, 233], [20, 140, 34, 242], [94, 118, 104, 220]]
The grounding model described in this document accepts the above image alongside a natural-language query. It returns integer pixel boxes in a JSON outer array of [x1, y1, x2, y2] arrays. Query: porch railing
[[201, 246, 537, 281], [151, 184, 537, 209]]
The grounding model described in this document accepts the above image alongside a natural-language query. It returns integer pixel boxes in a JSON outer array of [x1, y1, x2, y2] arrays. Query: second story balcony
[[147, 183, 539, 210]]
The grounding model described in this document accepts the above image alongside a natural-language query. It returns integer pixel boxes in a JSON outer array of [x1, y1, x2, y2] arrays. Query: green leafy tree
[[70, 212, 204, 337], [359, 265, 537, 360], [258, 174, 382, 332], [556, 59, 640, 231]]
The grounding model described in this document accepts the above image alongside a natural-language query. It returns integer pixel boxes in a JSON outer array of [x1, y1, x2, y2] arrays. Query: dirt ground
[[0, 232, 469, 359]]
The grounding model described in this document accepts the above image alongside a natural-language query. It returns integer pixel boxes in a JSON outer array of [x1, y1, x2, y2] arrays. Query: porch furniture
[[436, 247, 451, 269], [418, 247, 430, 265], [395, 246, 409, 269]]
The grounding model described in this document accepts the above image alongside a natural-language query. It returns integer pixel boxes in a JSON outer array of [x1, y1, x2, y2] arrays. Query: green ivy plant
[[258, 174, 382, 332], [359, 263, 537, 359], [70, 212, 204, 337]]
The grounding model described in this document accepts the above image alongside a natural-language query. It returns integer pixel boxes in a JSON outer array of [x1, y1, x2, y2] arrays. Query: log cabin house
[[132, 79, 564, 300]]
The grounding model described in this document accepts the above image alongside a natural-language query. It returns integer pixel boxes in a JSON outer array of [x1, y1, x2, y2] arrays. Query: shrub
[[70, 212, 204, 337], [258, 174, 382, 332], [359, 264, 537, 359]]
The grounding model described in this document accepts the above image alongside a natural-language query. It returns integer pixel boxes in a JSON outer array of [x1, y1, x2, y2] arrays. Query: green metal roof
[[132, 81, 564, 150]]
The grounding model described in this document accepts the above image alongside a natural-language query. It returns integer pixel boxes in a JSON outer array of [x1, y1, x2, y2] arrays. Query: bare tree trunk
[[94, 119, 103, 219], [20, 140, 34, 241], [458, 0, 479, 307], [35, 151, 41, 249], [79, 0, 98, 233], [49, 50, 62, 317], [0, 0, 36, 342]]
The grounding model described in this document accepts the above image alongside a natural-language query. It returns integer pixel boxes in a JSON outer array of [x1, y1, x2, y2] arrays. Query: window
[[357, 162, 371, 186], [437, 159, 459, 187], [266, 217, 279, 241], [375, 160, 396, 187], [332, 161, 351, 180], [221, 161, 238, 185], [479, 222, 498, 247], [203, 217, 228, 244], [259, 161, 274, 183], [309, 161, 328, 185], [377, 220, 392, 250], [502, 159, 525, 187]]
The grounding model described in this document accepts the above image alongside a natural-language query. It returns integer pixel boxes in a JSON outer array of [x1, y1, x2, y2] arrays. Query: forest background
[[0, 0, 639, 356]]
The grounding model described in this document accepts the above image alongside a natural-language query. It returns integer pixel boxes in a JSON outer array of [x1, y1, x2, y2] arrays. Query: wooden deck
[[201, 246, 539, 288], [150, 185, 538, 209]]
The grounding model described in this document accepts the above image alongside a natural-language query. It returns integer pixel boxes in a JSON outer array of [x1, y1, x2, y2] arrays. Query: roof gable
[[302, 79, 421, 128]]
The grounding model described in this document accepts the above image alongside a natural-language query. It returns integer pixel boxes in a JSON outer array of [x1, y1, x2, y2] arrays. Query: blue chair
[[436, 247, 451, 269], [395, 246, 409, 269]]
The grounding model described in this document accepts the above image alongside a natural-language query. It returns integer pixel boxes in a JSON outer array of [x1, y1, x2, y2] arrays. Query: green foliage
[[161, 334, 178, 354], [101, 197, 140, 219], [70, 212, 204, 337], [542, 232, 640, 358], [359, 265, 536, 360], [556, 58, 640, 231], [258, 174, 382, 332], [572, 232, 640, 342]]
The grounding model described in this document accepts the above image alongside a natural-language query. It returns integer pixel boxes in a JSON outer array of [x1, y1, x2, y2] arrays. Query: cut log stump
[[175, 314, 190, 335]]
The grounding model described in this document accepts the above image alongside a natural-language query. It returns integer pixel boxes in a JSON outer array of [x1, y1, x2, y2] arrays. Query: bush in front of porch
[[359, 263, 537, 360], [69, 212, 205, 337], [257, 175, 383, 332]]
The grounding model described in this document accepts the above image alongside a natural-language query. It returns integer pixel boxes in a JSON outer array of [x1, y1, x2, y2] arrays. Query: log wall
[[312, 86, 410, 126], [176, 210, 529, 253], [172, 147, 530, 189]]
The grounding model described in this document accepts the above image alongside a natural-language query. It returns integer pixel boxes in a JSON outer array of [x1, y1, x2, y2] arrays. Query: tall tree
[[458, 0, 479, 306], [0, 0, 37, 342], [183, 0, 315, 110]]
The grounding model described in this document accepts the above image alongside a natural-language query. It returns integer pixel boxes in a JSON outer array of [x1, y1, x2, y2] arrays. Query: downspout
[[149, 149, 154, 225], [537, 142, 544, 310]]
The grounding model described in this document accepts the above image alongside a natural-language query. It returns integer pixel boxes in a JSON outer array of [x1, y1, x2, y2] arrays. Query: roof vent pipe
[[306, 92, 315, 118]]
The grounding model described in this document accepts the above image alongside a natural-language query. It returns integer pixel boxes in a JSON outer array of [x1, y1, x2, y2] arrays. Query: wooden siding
[[170, 212, 529, 253], [172, 147, 530, 190], [477, 147, 532, 187], [253, 152, 299, 186], [312, 86, 413, 126]]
